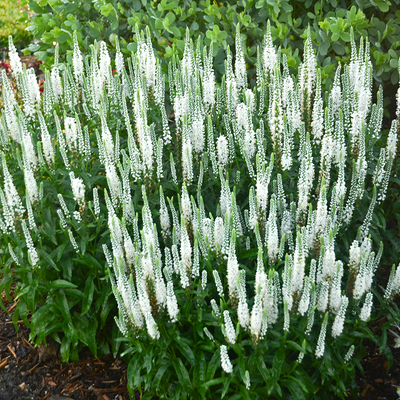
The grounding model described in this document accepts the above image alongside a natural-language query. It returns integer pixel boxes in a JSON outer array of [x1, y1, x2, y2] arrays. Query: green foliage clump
[[0, 0, 32, 49]]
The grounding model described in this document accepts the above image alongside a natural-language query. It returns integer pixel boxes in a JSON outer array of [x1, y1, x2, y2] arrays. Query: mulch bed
[[351, 319, 400, 400], [0, 287, 130, 400]]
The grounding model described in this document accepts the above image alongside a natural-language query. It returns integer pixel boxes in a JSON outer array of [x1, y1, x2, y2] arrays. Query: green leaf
[[340, 31, 351, 42], [281, 378, 305, 400], [194, 352, 206, 397], [319, 40, 330, 56], [271, 349, 285, 386], [221, 376, 231, 398], [389, 49, 398, 59], [100, 292, 115, 326], [37, 249, 60, 271], [52, 242, 68, 262], [164, 0, 179, 10], [80, 230, 89, 255], [133, 0, 142, 11], [80, 276, 95, 315], [165, 12, 176, 25], [26, 283, 37, 313], [287, 340, 304, 353], [377, 1, 389, 12], [153, 361, 171, 389], [202, 377, 225, 387], [170, 26, 181, 38], [56, 290, 76, 342], [390, 58, 398, 68], [60, 335, 71, 362], [173, 358, 192, 393], [84, 253, 104, 271], [87, 317, 98, 357], [331, 32, 340, 41], [50, 280, 78, 289], [206, 348, 221, 381], [256, 354, 271, 386], [155, 18, 164, 30], [175, 336, 196, 366], [127, 357, 141, 393], [331, 41, 345, 55]]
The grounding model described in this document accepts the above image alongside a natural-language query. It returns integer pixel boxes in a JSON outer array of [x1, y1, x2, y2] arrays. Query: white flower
[[167, 281, 179, 322], [72, 32, 84, 84], [213, 217, 224, 250], [227, 243, 239, 300], [315, 312, 328, 358], [236, 103, 248, 132], [386, 120, 398, 160], [349, 240, 361, 270], [73, 211, 82, 222], [99, 41, 111, 83], [27, 68, 40, 106], [344, 345, 355, 363], [65, 117, 78, 152], [223, 310, 236, 344], [220, 345, 233, 374], [329, 262, 344, 313], [250, 288, 263, 338], [144, 312, 160, 340], [51, 67, 63, 102], [359, 292, 373, 322], [217, 135, 229, 169], [181, 184, 192, 222], [331, 295, 348, 338], [8, 36, 23, 75], [24, 167, 38, 204], [22, 220, 39, 266], [192, 117, 205, 153], [321, 247, 336, 280], [263, 22, 276, 74], [203, 75, 215, 107], [237, 271, 249, 328], [243, 129, 256, 159], [213, 270, 224, 298], [291, 240, 305, 293], [70, 172, 85, 206], [317, 281, 329, 313]]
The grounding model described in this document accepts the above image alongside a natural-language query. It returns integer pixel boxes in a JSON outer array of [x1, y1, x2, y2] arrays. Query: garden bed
[[1, 287, 400, 399], [0, 287, 130, 400]]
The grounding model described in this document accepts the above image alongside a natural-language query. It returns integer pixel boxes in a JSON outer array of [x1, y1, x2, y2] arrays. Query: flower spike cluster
[[0, 27, 398, 376]]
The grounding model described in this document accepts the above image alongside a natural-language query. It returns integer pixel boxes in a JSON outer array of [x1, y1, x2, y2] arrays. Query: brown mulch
[[350, 318, 400, 400], [0, 287, 130, 400]]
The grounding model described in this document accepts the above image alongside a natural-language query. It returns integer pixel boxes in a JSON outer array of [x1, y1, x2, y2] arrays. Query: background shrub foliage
[[22, 0, 400, 101], [0, 0, 32, 50]]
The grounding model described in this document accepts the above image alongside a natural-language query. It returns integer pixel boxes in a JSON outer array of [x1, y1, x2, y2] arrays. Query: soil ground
[[0, 287, 130, 400]]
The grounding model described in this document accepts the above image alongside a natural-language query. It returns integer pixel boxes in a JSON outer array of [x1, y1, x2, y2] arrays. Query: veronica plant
[[0, 25, 399, 398]]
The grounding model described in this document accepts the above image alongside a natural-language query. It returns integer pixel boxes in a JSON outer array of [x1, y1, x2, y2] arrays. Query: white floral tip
[[220, 345, 233, 374], [245, 370, 250, 390]]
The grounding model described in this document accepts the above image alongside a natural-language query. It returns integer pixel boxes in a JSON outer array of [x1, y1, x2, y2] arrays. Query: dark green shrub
[[22, 0, 400, 102]]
